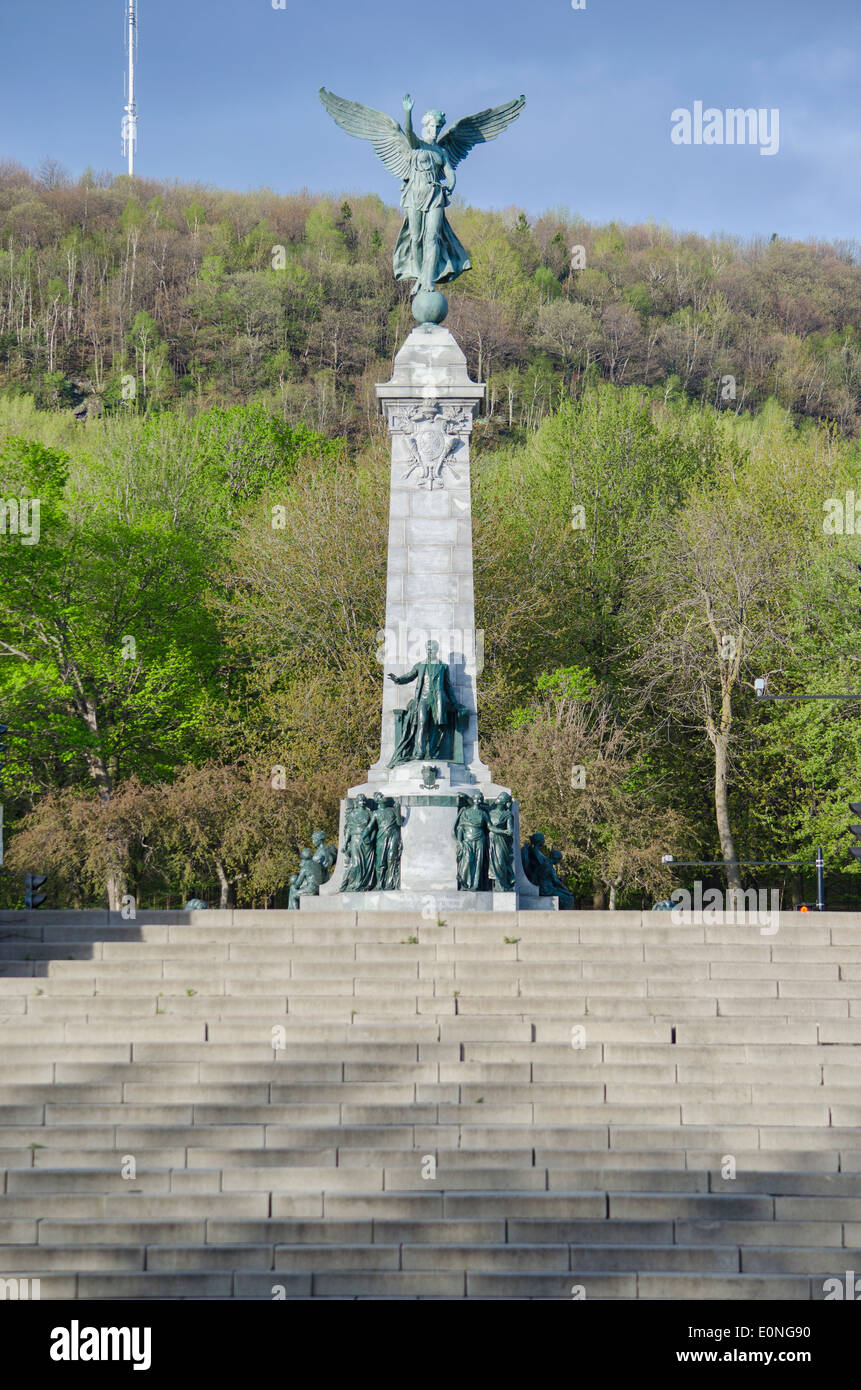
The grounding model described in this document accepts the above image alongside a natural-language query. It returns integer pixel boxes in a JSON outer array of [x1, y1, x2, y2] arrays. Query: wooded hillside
[[2, 166, 861, 911], [2, 161, 860, 437]]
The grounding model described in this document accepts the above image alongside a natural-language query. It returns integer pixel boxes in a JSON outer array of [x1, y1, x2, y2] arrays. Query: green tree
[[488, 669, 690, 907], [0, 433, 221, 906]]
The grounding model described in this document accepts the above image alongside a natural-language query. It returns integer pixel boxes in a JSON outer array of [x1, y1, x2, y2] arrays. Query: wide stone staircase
[[1, 907, 861, 1299]]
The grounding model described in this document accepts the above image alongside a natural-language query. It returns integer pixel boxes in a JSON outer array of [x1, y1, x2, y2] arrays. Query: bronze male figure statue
[[387, 639, 468, 767]]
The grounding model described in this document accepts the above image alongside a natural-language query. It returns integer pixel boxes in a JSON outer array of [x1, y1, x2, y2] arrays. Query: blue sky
[[1, 0, 859, 243]]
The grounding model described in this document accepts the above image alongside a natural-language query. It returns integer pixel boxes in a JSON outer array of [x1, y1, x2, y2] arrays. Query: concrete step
[[2, 910, 861, 1298]]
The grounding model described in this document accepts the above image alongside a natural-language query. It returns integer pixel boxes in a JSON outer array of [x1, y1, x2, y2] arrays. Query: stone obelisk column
[[309, 323, 541, 910], [370, 323, 488, 784]]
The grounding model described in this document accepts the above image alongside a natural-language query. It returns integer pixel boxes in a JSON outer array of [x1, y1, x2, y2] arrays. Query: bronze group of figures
[[453, 792, 516, 893], [452, 796, 572, 904], [285, 812, 573, 906], [287, 830, 337, 910], [522, 832, 575, 910], [285, 808, 574, 906], [340, 793, 407, 892]]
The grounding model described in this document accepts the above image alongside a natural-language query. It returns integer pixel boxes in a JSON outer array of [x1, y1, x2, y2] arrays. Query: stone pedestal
[[306, 325, 546, 912]]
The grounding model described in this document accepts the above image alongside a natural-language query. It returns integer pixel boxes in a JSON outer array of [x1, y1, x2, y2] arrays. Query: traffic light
[[849, 802, 861, 864], [24, 874, 47, 910]]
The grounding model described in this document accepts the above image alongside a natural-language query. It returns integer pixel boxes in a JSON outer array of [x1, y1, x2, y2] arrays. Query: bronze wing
[[438, 95, 526, 169], [319, 88, 412, 180]]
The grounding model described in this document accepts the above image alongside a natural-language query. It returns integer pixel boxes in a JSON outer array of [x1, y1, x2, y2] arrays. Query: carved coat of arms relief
[[390, 401, 473, 490]]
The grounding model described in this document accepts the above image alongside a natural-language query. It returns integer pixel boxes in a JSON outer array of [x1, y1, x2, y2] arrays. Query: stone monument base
[[311, 779, 549, 911], [301, 890, 518, 913]]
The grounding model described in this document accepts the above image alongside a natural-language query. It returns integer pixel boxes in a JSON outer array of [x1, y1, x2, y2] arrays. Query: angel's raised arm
[[402, 93, 419, 149], [319, 88, 412, 180], [439, 95, 526, 170]]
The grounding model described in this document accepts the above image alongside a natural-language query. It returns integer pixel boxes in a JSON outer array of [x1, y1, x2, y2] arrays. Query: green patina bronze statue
[[288, 848, 325, 910], [340, 794, 377, 892], [335, 792, 407, 893], [522, 832, 575, 910], [311, 829, 337, 882], [371, 792, 407, 891], [387, 640, 468, 768], [454, 792, 491, 892], [488, 792, 516, 892], [319, 87, 525, 324]]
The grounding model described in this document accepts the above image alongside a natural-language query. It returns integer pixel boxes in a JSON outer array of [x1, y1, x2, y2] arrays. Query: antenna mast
[[121, 0, 138, 176]]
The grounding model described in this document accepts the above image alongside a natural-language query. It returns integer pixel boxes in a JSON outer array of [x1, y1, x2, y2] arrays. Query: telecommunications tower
[[121, 0, 138, 176]]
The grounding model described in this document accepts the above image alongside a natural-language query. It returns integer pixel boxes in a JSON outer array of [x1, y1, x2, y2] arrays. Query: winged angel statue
[[319, 88, 525, 322]]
